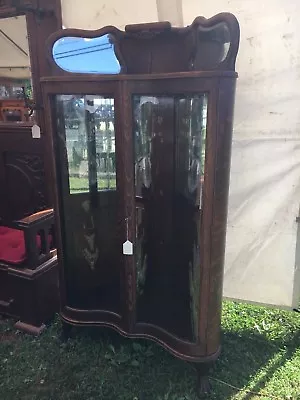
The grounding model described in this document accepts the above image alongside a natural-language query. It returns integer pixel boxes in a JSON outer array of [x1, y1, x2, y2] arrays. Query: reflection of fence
[[96, 152, 116, 175], [63, 97, 116, 191]]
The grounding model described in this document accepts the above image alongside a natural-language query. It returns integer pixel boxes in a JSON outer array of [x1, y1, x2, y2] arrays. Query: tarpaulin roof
[[59, 0, 300, 309], [0, 15, 30, 79], [60, 0, 183, 30]]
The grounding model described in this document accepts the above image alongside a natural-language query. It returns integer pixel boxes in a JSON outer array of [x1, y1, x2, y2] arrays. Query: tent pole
[[156, 0, 183, 26]]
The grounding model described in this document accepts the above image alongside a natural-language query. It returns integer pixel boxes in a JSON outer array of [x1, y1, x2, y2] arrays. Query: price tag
[[123, 240, 133, 255], [31, 124, 41, 139]]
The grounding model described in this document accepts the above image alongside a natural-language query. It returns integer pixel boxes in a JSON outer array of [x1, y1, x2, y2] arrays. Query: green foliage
[[22, 79, 33, 99], [69, 177, 116, 193], [0, 301, 299, 400]]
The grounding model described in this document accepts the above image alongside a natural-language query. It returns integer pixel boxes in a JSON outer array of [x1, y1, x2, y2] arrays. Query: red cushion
[[0, 227, 41, 265]]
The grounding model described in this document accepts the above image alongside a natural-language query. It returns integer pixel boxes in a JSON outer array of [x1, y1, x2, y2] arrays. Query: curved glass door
[[54, 94, 121, 313], [134, 94, 208, 342]]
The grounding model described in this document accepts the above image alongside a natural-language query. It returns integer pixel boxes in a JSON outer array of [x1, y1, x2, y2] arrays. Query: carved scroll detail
[[4, 152, 47, 218]]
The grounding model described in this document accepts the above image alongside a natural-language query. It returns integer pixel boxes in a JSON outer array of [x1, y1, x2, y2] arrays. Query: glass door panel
[[55, 94, 121, 313], [133, 94, 208, 342]]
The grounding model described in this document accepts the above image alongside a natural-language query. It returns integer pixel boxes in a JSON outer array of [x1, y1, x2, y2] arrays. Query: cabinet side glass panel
[[133, 94, 208, 342], [54, 94, 120, 313]]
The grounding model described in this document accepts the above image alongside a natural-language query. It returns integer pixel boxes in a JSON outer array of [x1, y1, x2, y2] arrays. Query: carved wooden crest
[[46, 13, 240, 76]]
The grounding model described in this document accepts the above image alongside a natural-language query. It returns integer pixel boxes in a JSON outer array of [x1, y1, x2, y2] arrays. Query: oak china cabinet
[[42, 13, 240, 392]]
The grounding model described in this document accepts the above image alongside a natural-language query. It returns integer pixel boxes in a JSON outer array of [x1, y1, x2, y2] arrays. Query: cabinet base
[[60, 314, 220, 396], [60, 310, 221, 364]]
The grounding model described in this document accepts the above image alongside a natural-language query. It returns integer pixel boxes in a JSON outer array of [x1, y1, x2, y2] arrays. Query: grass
[[0, 301, 299, 400], [69, 176, 116, 193]]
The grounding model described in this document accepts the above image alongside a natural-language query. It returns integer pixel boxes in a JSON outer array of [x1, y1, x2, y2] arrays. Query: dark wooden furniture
[[42, 13, 239, 392], [0, 209, 59, 334], [0, 125, 49, 221], [0, 0, 62, 219], [0, 1, 62, 333]]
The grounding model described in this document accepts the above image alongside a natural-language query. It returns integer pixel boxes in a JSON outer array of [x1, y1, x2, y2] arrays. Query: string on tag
[[123, 217, 133, 255], [125, 217, 129, 240]]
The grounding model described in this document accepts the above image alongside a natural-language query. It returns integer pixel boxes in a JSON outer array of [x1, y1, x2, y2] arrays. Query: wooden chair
[[0, 99, 28, 122], [0, 209, 59, 334]]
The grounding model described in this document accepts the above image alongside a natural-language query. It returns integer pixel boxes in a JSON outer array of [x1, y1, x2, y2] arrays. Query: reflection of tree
[[134, 98, 157, 192], [187, 95, 207, 340], [62, 96, 116, 191], [81, 200, 99, 270], [23, 79, 32, 99], [94, 101, 116, 189], [0, 79, 32, 99], [64, 97, 85, 170], [134, 97, 158, 297], [187, 96, 206, 198]]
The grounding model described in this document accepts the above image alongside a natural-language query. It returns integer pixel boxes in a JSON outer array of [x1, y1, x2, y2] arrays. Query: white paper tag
[[123, 240, 133, 255], [32, 124, 41, 139]]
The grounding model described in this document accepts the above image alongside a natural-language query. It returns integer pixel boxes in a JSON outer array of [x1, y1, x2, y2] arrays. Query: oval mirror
[[52, 34, 121, 74]]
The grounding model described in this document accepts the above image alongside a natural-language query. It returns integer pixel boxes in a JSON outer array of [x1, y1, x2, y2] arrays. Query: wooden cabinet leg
[[14, 320, 46, 335], [194, 362, 212, 395], [60, 321, 72, 341]]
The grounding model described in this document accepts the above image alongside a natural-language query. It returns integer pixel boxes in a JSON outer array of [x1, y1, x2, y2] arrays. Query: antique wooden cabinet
[[42, 13, 239, 391]]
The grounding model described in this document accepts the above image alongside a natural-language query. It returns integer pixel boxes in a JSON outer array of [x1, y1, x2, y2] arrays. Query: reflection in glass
[[52, 34, 121, 74], [54, 94, 120, 313], [135, 207, 148, 297], [176, 96, 207, 208], [134, 94, 207, 342], [57, 95, 116, 194], [0, 15, 34, 122], [133, 96, 158, 196], [192, 22, 231, 69]]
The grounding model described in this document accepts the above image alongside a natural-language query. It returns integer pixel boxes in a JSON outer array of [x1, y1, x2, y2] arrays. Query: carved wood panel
[[4, 151, 47, 219]]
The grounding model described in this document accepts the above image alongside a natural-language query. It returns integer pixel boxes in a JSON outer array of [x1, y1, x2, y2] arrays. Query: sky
[[52, 34, 121, 74]]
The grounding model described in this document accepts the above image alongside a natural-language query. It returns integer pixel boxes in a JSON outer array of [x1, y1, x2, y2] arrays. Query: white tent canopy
[[61, 0, 300, 309], [0, 15, 30, 79], [184, 0, 300, 309], [61, 0, 184, 30], [0, 0, 182, 78]]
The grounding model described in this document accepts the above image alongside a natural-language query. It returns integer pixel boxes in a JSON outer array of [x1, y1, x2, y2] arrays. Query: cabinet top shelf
[[45, 13, 240, 77], [40, 70, 238, 84]]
